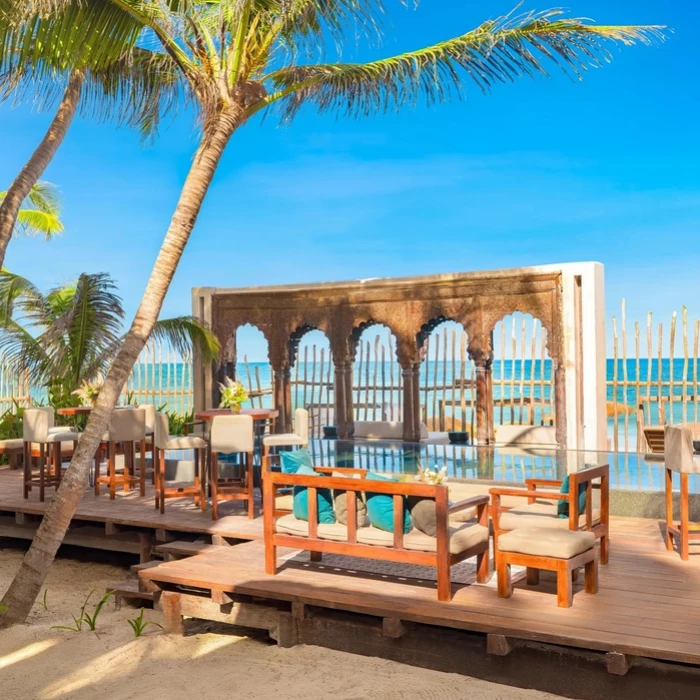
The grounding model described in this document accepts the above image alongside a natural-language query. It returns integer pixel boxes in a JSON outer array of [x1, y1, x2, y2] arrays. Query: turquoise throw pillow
[[557, 475, 587, 518], [280, 448, 313, 474], [365, 472, 412, 534], [292, 464, 335, 524]]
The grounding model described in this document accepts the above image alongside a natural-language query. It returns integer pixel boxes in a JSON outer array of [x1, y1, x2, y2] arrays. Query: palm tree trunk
[[0, 110, 238, 628], [0, 71, 84, 269]]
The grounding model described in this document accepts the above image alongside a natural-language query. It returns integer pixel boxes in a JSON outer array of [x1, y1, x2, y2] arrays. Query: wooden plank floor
[[141, 517, 700, 668], [0, 468, 264, 540]]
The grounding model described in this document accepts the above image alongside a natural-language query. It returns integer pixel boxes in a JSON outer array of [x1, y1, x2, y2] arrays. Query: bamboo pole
[[657, 323, 664, 425], [510, 318, 517, 425], [309, 344, 317, 412], [683, 307, 689, 424], [302, 345, 309, 409], [372, 335, 379, 419], [499, 323, 506, 426], [460, 331, 467, 431], [451, 329, 457, 431], [621, 299, 629, 453], [380, 342, 386, 421], [670, 311, 677, 424], [432, 332, 440, 426], [519, 317, 526, 425], [364, 340, 371, 421], [635, 322, 641, 453], [529, 319, 537, 425], [694, 320, 699, 423], [612, 317, 619, 452], [540, 327, 547, 425]]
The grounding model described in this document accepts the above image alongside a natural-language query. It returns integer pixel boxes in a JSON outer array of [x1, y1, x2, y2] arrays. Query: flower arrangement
[[414, 464, 448, 486], [72, 379, 103, 407], [218, 377, 248, 412]]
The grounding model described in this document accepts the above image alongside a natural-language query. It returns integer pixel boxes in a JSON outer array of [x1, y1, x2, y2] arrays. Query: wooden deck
[[0, 468, 264, 553], [140, 516, 700, 671]]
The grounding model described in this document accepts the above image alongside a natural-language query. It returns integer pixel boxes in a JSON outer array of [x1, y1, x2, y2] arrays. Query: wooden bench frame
[[490, 465, 610, 564], [497, 544, 598, 608], [665, 467, 700, 560], [263, 466, 490, 602]]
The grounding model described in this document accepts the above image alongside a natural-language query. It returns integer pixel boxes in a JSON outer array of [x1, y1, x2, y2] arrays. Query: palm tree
[[0, 1, 665, 628], [0, 181, 63, 241], [0, 269, 219, 407], [0, 1, 177, 269]]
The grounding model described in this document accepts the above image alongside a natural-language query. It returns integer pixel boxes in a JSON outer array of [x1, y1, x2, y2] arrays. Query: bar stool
[[153, 412, 207, 514], [210, 414, 255, 520], [23, 407, 79, 501], [262, 408, 309, 471], [95, 407, 147, 499], [664, 424, 700, 559]]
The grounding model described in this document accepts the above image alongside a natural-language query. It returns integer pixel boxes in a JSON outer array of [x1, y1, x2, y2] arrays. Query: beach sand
[[0, 545, 563, 700]]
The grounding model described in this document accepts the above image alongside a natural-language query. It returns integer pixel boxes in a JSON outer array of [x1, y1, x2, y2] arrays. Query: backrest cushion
[[557, 475, 587, 518], [108, 408, 146, 442], [292, 464, 335, 524], [280, 447, 313, 473], [365, 472, 412, 534], [211, 414, 254, 453], [294, 408, 309, 441], [23, 407, 53, 442], [331, 470, 368, 527], [407, 496, 437, 537]]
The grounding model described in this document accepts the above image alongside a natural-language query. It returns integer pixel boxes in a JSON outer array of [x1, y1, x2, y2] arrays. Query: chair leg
[[159, 448, 166, 515], [584, 556, 598, 594], [210, 452, 219, 520], [22, 442, 30, 499], [109, 442, 116, 500], [665, 467, 674, 551], [139, 438, 146, 497], [497, 555, 512, 599], [123, 441, 132, 494], [265, 539, 277, 575], [94, 447, 101, 496], [39, 444, 45, 502], [526, 567, 540, 586], [436, 557, 452, 602], [557, 563, 573, 608], [153, 447, 160, 510], [680, 473, 690, 561], [247, 451, 255, 519], [599, 534, 610, 565], [200, 448, 207, 512], [476, 550, 489, 584]]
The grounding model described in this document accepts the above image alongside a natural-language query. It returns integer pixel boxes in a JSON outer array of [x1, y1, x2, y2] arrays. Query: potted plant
[[414, 464, 448, 485], [72, 379, 103, 407], [218, 377, 248, 413]]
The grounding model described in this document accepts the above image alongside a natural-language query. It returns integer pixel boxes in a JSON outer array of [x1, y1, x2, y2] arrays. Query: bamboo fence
[[1, 303, 695, 453]]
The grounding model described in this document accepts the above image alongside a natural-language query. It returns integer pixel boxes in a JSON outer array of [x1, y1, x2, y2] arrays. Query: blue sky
[[1, 1, 698, 360]]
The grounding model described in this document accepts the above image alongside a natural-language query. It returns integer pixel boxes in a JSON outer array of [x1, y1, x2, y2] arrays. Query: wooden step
[[154, 540, 223, 559], [130, 560, 163, 575], [108, 580, 155, 609]]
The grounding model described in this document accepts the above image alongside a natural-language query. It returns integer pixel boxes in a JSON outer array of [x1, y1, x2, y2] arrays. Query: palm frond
[[256, 8, 666, 120], [25, 180, 60, 216], [151, 315, 221, 363], [0, 270, 45, 326], [15, 209, 63, 239]]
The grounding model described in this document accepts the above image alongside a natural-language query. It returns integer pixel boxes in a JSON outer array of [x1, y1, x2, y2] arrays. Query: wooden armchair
[[263, 466, 490, 601], [489, 465, 610, 564]]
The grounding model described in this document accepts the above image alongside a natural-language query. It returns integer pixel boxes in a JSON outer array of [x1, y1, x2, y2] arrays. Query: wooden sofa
[[263, 466, 490, 601], [489, 465, 610, 564]]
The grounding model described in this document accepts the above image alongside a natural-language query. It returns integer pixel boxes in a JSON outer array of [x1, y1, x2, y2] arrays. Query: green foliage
[[0, 181, 63, 240], [158, 406, 194, 437], [0, 400, 24, 465], [39, 589, 49, 611], [0, 270, 220, 397], [218, 377, 248, 411], [51, 589, 114, 633], [127, 608, 162, 638]]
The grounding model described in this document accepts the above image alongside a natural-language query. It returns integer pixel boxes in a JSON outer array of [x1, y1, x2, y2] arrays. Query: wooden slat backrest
[[644, 428, 665, 453]]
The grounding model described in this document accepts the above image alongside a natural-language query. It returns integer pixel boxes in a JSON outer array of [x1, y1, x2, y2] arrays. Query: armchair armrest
[[525, 478, 563, 488], [448, 495, 489, 513], [489, 488, 562, 501]]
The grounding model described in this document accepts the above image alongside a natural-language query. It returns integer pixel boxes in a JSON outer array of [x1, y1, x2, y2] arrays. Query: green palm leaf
[[151, 316, 221, 364], [256, 8, 666, 119], [0, 181, 64, 241]]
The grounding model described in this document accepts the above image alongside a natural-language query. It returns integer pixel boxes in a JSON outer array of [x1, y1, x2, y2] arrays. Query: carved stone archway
[[193, 264, 606, 449]]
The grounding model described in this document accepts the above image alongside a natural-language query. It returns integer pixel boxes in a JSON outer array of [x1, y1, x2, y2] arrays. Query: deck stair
[[154, 540, 223, 560]]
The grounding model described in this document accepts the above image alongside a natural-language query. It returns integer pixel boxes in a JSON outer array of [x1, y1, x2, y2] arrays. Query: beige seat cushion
[[165, 435, 207, 450], [0, 438, 24, 450], [448, 482, 530, 523], [356, 523, 489, 555], [263, 434, 306, 447], [275, 493, 294, 511], [47, 431, 80, 443], [275, 514, 348, 542], [499, 502, 600, 532], [498, 527, 595, 559]]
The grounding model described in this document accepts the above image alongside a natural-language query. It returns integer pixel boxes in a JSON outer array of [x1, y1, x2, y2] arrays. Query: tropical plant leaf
[[257, 8, 666, 119], [151, 315, 221, 363]]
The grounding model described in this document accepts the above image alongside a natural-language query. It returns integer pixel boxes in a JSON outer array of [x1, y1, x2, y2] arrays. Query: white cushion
[[495, 425, 557, 448], [46, 431, 80, 443], [498, 527, 595, 559], [353, 421, 429, 441], [499, 502, 600, 531], [165, 435, 207, 450], [263, 434, 307, 447], [0, 438, 24, 450], [405, 523, 489, 555], [275, 494, 294, 511]]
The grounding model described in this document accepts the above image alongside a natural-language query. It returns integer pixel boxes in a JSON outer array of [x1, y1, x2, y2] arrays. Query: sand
[[0, 545, 564, 700]]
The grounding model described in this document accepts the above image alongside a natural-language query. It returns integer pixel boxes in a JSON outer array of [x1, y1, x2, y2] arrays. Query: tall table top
[[57, 406, 93, 416], [195, 408, 278, 422]]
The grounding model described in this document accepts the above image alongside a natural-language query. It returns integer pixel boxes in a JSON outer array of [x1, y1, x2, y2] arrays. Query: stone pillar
[[402, 365, 421, 443], [272, 365, 291, 434], [334, 363, 355, 439], [474, 356, 494, 446], [554, 360, 567, 450], [344, 364, 355, 437]]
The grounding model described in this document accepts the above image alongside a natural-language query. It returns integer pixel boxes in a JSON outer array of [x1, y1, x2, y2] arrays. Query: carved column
[[553, 359, 567, 450], [474, 355, 494, 446], [334, 363, 356, 439], [272, 364, 292, 434], [402, 364, 421, 442]]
